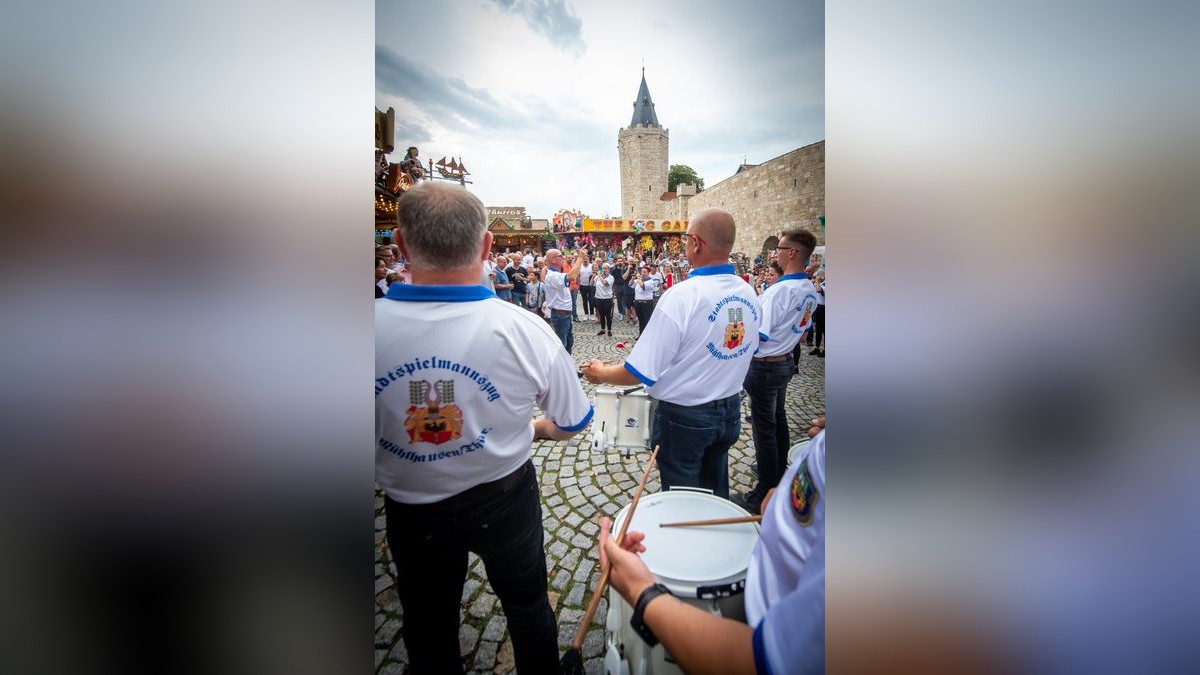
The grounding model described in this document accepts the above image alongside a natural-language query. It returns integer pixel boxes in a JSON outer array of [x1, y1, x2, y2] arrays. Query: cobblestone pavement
[[375, 311, 825, 674]]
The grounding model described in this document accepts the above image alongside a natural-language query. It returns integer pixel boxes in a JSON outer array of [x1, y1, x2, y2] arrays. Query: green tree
[[667, 164, 704, 193]]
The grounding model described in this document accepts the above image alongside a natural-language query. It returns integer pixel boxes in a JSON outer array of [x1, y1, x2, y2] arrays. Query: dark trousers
[[651, 396, 741, 499], [634, 300, 654, 336], [580, 285, 594, 316], [384, 463, 557, 675], [811, 305, 825, 349], [595, 297, 614, 331], [743, 359, 794, 504], [614, 287, 627, 317]]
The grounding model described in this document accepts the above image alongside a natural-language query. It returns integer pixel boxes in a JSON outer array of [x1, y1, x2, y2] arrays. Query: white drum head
[[613, 491, 758, 596]]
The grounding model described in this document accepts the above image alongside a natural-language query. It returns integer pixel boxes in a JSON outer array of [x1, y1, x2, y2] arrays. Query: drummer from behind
[[583, 208, 761, 499], [598, 423, 826, 675]]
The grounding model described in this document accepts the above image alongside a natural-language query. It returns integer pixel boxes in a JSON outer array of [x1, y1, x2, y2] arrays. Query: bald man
[[583, 209, 762, 498], [540, 248, 587, 353]]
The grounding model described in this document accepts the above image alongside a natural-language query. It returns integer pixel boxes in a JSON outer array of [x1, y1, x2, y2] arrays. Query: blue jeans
[[743, 358, 794, 503], [384, 463, 557, 674], [651, 395, 741, 499], [570, 289, 579, 318], [549, 313, 574, 353]]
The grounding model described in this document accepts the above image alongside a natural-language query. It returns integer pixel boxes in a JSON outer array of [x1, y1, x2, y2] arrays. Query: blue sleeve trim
[[623, 362, 656, 386], [752, 621, 772, 675], [758, 332, 769, 343], [556, 405, 594, 432]]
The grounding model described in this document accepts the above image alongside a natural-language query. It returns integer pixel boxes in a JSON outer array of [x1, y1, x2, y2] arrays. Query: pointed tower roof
[[629, 68, 660, 128]]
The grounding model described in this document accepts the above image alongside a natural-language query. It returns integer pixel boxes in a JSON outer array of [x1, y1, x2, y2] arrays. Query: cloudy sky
[[376, 0, 823, 218]]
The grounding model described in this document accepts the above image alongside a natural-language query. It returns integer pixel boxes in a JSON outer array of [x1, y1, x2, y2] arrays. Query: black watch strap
[[631, 583, 672, 647]]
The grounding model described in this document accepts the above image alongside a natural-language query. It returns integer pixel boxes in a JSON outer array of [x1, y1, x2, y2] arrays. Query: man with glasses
[[583, 208, 762, 499], [731, 229, 820, 514]]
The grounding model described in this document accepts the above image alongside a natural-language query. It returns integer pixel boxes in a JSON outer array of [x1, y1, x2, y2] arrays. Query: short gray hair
[[396, 183, 486, 270]]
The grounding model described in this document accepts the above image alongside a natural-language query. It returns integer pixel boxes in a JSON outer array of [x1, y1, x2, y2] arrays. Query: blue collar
[[385, 284, 496, 302], [777, 273, 807, 282], [686, 264, 736, 277]]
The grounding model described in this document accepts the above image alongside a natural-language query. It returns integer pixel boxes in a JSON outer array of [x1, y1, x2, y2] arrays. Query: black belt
[[635, 299, 653, 304], [435, 460, 530, 509], [753, 354, 791, 362], [550, 309, 572, 315]]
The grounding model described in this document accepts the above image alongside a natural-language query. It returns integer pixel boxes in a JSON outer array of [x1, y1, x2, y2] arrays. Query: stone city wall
[[681, 141, 825, 255]]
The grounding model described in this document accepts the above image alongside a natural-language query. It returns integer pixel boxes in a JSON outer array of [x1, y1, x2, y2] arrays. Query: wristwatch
[[630, 583, 672, 647]]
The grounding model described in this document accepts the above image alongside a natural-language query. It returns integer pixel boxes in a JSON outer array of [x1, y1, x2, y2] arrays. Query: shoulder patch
[[790, 458, 820, 526]]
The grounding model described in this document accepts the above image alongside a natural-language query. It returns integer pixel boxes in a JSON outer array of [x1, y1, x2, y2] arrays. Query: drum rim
[[612, 490, 758, 595]]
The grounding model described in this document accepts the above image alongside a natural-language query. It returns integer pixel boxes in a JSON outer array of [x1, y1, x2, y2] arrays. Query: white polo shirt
[[542, 268, 572, 311], [593, 273, 614, 300], [755, 273, 820, 358], [747, 430, 825, 673], [623, 264, 762, 406], [376, 284, 593, 503], [633, 276, 658, 301], [578, 263, 593, 287]]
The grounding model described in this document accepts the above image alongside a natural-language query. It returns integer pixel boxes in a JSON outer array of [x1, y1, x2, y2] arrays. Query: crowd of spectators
[[377, 240, 824, 359]]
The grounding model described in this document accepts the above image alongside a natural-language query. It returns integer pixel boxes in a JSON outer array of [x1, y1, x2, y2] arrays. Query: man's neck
[[409, 265, 485, 286]]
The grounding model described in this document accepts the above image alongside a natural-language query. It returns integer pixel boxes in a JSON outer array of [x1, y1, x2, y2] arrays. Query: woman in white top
[[592, 263, 615, 336], [578, 260, 595, 322]]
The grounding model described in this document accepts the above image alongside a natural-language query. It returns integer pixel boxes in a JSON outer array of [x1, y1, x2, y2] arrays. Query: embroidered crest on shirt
[[723, 307, 745, 349], [404, 379, 464, 444], [790, 458, 820, 526], [794, 295, 818, 334]]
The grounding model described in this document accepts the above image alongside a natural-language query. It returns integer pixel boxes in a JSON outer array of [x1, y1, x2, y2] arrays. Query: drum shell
[[591, 387, 652, 450]]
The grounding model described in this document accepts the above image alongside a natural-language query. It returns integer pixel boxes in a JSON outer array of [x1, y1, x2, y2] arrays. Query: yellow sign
[[582, 219, 687, 233]]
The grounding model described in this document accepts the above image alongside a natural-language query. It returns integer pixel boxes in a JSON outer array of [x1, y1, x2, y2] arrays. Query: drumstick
[[568, 445, 658, 656], [659, 515, 763, 527]]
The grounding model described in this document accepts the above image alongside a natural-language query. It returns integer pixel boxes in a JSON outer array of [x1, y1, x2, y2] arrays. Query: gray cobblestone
[[459, 623, 480, 655], [583, 629, 605, 658], [462, 578, 481, 602], [375, 618, 401, 647], [552, 568, 571, 591], [467, 592, 495, 619], [483, 615, 507, 642], [374, 575, 393, 595], [573, 559, 595, 584], [473, 639, 499, 671], [565, 582, 585, 607]]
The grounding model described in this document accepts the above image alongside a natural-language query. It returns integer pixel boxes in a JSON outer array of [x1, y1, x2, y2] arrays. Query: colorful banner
[[582, 218, 687, 233]]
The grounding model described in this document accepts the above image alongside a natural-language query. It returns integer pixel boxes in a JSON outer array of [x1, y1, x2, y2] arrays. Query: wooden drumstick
[[568, 445, 658, 655], [659, 515, 763, 528]]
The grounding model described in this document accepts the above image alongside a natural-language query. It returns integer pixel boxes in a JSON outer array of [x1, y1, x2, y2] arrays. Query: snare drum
[[787, 438, 811, 467], [605, 489, 759, 675], [591, 386, 652, 453]]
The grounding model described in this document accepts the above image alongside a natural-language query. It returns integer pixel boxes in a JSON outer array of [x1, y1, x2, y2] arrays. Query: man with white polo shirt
[[377, 182, 593, 674], [731, 228, 821, 514], [583, 208, 761, 498], [541, 247, 587, 353]]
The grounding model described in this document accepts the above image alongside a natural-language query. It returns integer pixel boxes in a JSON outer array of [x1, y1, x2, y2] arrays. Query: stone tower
[[618, 70, 669, 219]]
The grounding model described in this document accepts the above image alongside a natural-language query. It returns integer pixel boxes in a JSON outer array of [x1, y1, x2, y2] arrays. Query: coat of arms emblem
[[723, 307, 745, 350], [404, 380, 464, 444]]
